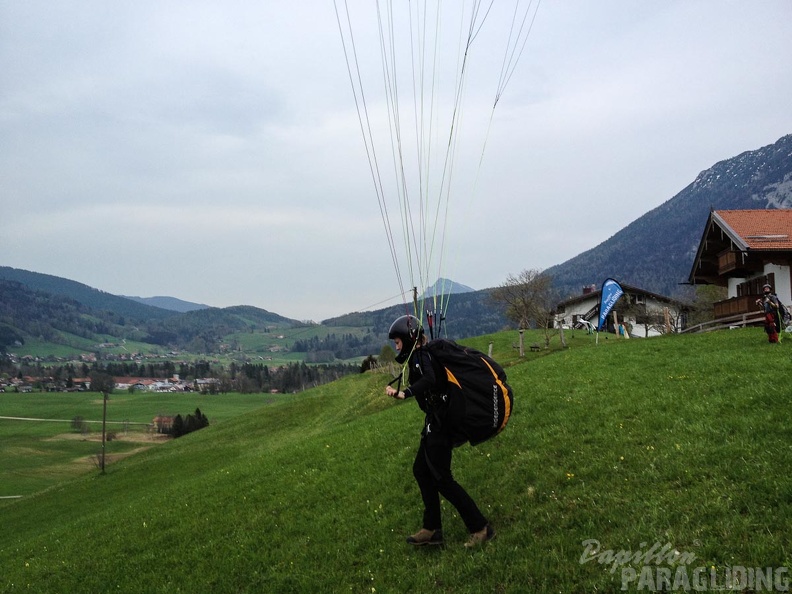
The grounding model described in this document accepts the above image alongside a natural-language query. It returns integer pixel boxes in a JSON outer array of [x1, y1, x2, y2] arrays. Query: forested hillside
[[323, 289, 510, 339], [0, 268, 508, 357], [0, 274, 303, 354], [0, 280, 151, 350], [0, 266, 176, 322]]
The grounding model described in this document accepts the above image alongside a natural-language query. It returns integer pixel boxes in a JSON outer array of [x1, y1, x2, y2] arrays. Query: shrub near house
[[156, 408, 209, 438]]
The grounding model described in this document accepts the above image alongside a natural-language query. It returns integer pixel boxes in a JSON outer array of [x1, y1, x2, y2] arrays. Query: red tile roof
[[716, 209, 792, 250]]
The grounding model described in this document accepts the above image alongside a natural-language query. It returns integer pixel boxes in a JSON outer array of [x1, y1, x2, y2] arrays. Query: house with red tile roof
[[688, 209, 792, 318], [151, 415, 175, 434]]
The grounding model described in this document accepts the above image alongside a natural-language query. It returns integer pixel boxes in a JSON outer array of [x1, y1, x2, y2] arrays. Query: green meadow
[[1, 328, 791, 593], [8, 324, 375, 366], [0, 392, 293, 498]]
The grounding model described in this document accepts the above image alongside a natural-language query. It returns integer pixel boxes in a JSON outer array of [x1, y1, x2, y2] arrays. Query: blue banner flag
[[598, 278, 624, 331]]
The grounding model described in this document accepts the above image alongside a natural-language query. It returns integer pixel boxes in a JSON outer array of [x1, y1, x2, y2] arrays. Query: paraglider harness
[[389, 338, 514, 448]]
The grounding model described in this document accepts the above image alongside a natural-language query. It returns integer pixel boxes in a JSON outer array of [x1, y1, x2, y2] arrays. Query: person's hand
[[385, 386, 405, 399]]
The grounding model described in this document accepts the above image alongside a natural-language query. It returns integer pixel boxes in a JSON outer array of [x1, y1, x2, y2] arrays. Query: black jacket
[[402, 346, 466, 443], [402, 347, 446, 413]]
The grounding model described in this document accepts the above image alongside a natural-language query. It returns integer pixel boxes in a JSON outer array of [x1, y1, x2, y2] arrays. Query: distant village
[[0, 341, 284, 394], [0, 372, 224, 395], [4, 342, 280, 366], [0, 340, 350, 395]]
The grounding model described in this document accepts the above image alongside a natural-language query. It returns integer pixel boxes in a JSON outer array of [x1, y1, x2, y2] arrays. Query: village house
[[113, 377, 154, 392], [151, 415, 175, 434], [111, 376, 194, 392], [195, 378, 221, 393], [688, 209, 792, 320], [556, 283, 687, 337]]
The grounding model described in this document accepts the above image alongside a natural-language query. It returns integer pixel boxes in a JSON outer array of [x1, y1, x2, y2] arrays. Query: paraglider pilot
[[756, 283, 785, 343], [384, 314, 495, 548]]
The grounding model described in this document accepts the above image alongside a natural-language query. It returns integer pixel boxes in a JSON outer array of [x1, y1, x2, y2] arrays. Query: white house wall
[[763, 263, 792, 305], [727, 277, 746, 299], [561, 297, 599, 320], [558, 295, 682, 337]]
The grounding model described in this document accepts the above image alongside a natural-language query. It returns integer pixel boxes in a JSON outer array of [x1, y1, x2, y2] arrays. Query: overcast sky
[[2, 1, 792, 322]]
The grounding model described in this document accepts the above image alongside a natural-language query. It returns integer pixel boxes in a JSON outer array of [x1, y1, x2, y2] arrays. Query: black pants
[[413, 426, 488, 534]]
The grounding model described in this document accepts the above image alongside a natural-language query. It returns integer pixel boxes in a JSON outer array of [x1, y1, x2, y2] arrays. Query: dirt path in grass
[[0, 416, 149, 426]]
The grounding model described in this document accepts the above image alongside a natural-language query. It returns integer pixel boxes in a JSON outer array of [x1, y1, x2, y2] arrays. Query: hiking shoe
[[464, 524, 495, 548], [406, 528, 444, 546]]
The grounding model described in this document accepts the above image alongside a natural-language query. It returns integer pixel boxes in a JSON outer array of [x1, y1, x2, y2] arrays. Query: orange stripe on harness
[[445, 368, 462, 389]]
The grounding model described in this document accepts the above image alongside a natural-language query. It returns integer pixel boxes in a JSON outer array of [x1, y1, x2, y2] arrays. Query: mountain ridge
[[421, 277, 475, 298], [121, 295, 210, 313], [545, 133, 792, 300]]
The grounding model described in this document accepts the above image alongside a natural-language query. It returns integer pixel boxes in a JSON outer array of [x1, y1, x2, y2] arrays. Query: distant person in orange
[[756, 284, 786, 343]]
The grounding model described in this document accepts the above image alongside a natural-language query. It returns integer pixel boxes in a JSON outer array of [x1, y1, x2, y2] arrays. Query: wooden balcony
[[713, 295, 761, 319], [717, 250, 737, 274]]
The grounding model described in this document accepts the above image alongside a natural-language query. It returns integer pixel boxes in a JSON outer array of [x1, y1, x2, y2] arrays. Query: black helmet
[[388, 315, 423, 363]]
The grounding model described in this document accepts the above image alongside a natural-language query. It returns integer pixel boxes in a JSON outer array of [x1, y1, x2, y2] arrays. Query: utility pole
[[90, 372, 114, 475], [101, 389, 108, 473]]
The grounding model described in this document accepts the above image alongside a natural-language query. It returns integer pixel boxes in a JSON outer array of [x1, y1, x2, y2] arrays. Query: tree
[[491, 269, 554, 329], [687, 285, 727, 328], [378, 345, 396, 364], [172, 409, 208, 438], [172, 414, 185, 438], [490, 269, 559, 353], [71, 415, 89, 435], [360, 355, 377, 373], [194, 407, 209, 429]]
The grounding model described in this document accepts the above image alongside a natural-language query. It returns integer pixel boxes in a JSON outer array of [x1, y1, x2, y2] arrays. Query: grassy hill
[[1, 329, 790, 592]]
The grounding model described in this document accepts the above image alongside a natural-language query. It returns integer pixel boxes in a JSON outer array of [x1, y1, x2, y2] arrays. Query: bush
[[359, 355, 377, 373], [172, 408, 210, 438], [71, 416, 89, 434]]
